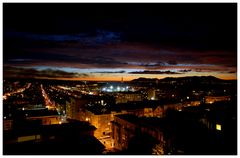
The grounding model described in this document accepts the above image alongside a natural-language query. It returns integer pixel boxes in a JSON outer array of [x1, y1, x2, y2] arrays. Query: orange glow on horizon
[[35, 73, 237, 82]]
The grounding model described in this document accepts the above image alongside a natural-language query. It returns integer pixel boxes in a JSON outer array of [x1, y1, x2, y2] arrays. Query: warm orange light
[[35, 72, 237, 82]]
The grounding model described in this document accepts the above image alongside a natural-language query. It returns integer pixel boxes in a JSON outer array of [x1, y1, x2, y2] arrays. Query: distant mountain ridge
[[131, 76, 226, 83]]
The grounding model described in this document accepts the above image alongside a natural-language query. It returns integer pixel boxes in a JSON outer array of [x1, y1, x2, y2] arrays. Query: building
[[117, 101, 164, 118], [3, 119, 13, 131], [163, 103, 184, 113], [204, 96, 231, 104], [26, 114, 60, 125], [115, 92, 144, 104], [111, 114, 138, 151], [18, 108, 60, 125], [111, 114, 165, 154], [66, 97, 88, 120], [78, 101, 165, 148], [147, 88, 156, 100], [3, 120, 105, 154], [79, 106, 128, 149]]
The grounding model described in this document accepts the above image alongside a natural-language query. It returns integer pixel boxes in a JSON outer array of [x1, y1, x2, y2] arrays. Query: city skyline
[[3, 3, 237, 81]]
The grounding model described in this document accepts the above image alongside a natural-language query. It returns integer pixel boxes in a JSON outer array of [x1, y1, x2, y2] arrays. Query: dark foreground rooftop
[[4, 135, 104, 155], [3, 120, 105, 155]]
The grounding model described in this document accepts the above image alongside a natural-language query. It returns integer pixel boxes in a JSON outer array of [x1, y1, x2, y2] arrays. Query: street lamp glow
[[216, 124, 221, 131]]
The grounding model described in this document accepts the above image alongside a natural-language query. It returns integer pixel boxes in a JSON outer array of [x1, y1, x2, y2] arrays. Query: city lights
[[2, 74, 237, 155], [101, 85, 132, 92], [3, 3, 237, 155]]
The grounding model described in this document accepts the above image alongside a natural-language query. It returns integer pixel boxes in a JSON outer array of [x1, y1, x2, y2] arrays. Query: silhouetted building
[[111, 114, 165, 154], [3, 120, 105, 155], [115, 92, 144, 104], [66, 97, 88, 120]]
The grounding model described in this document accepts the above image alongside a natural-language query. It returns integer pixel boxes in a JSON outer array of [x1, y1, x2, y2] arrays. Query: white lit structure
[[101, 85, 132, 92]]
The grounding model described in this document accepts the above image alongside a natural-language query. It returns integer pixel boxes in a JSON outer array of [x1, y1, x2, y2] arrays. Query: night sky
[[3, 3, 237, 81]]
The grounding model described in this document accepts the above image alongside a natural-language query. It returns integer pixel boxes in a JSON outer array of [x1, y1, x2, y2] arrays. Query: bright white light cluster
[[101, 86, 130, 92]]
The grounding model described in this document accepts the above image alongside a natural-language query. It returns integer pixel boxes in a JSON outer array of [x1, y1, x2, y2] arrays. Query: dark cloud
[[3, 66, 89, 78], [129, 70, 182, 75], [3, 66, 38, 78], [5, 30, 121, 44], [92, 56, 125, 65], [93, 70, 126, 74], [140, 62, 166, 68], [178, 69, 192, 73], [39, 69, 87, 78], [7, 52, 77, 63], [4, 48, 128, 68], [4, 3, 236, 51], [3, 3, 237, 80], [228, 71, 236, 74], [194, 68, 220, 73]]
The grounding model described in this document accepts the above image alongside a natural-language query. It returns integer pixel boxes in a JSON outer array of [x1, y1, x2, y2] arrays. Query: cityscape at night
[[2, 3, 237, 155]]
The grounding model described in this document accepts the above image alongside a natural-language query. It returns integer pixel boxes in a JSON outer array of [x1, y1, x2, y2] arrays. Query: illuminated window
[[216, 124, 221, 131]]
